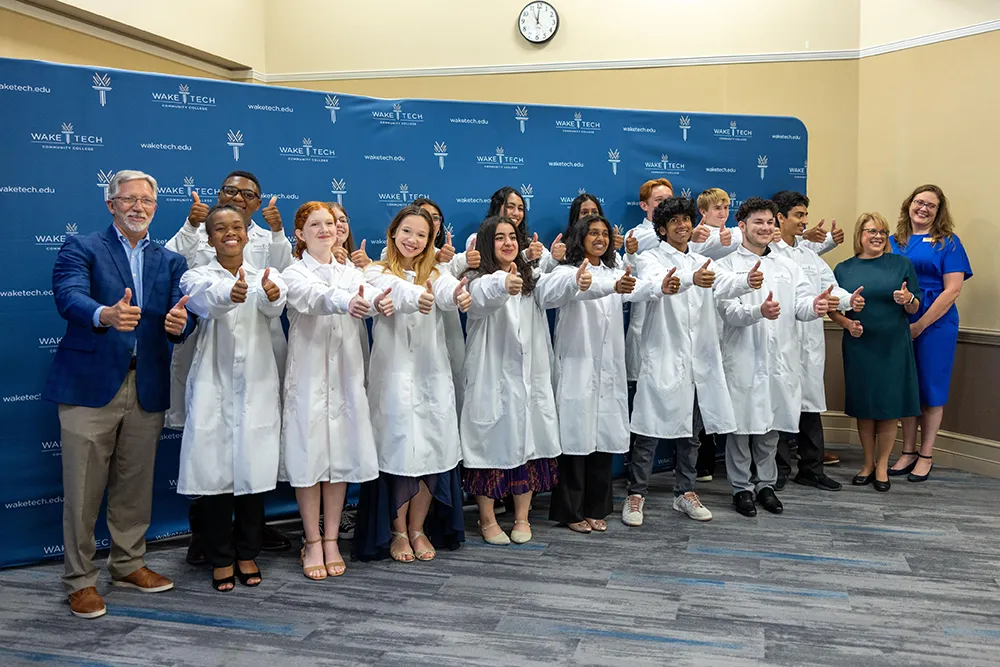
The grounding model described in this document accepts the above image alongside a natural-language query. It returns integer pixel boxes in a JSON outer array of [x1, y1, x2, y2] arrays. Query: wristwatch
[[907, 293, 916, 305]]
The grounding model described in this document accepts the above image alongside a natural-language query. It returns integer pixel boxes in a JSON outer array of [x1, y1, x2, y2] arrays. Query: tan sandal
[[300, 538, 327, 581], [409, 530, 436, 561], [322, 537, 346, 576], [390, 530, 414, 562], [510, 519, 532, 544]]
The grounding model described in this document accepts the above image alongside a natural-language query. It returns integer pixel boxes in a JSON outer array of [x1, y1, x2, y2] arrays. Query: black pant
[[548, 453, 613, 523], [697, 431, 725, 474], [777, 412, 824, 480], [200, 493, 265, 568]]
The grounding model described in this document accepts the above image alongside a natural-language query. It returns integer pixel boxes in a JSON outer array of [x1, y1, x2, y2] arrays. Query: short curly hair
[[652, 197, 697, 241], [736, 197, 778, 223]]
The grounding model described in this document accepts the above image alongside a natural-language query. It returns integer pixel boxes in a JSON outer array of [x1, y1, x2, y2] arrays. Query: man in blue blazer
[[44, 170, 195, 619]]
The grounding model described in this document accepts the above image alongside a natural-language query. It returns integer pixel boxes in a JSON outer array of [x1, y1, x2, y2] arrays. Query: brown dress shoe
[[823, 452, 841, 465], [69, 586, 107, 619], [112, 566, 174, 593]]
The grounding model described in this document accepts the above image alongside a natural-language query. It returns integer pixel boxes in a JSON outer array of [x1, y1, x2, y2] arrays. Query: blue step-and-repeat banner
[[0, 57, 807, 568]]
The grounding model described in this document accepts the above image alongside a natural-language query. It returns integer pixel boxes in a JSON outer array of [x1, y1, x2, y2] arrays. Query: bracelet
[[907, 293, 915, 305]]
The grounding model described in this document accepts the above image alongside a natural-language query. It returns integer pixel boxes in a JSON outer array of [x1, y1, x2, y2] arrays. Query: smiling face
[[740, 209, 777, 250], [859, 222, 888, 256], [701, 202, 730, 228], [578, 198, 601, 220], [297, 207, 337, 257], [393, 214, 430, 259], [494, 221, 519, 269], [419, 203, 442, 238], [909, 190, 940, 228], [206, 209, 249, 259], [107, 178, 157, 236], [217, 175, 262, 224], [779, 204, 809, 237], [583, 220, 610, 263], [639, 185, 673, 221], [502, 192, 525, 226], [660, 214, 693, 252]]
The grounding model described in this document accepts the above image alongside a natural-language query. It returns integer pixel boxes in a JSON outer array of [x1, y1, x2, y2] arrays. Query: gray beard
[[122, 219, 150, 234]]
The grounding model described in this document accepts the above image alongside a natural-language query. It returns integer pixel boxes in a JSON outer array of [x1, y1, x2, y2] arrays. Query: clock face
[[518, 2, 559, 44]]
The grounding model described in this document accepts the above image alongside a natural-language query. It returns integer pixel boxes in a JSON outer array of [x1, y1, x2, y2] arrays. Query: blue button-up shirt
[[91, 226, 150, 336]]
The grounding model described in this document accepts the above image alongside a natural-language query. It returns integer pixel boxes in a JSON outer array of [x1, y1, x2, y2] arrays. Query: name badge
[[922, 237, 934, 243]]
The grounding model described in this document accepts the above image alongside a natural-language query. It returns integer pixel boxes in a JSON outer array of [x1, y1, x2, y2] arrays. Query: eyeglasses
[[221, 185, 261, 201], [113, 195, 157, 208], [862, 228, 888, 237], [335, 216, 350, 225], [428, 214, 442, 223], [912, 199, 938, 212]]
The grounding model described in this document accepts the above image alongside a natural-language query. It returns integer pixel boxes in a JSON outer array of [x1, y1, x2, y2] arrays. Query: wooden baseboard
[[822, 411, 1000, 478]]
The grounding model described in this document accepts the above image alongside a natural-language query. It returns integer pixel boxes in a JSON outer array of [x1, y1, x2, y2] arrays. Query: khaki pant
[[59, 371, 164, 594]]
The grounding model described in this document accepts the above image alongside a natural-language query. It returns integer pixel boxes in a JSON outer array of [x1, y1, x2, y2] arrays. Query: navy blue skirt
[[352, 467, 465, 562]]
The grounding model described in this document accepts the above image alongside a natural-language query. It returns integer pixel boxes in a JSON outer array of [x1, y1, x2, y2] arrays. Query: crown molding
[[859, 19, 1000, 58], [823, 320, 1000, 346]]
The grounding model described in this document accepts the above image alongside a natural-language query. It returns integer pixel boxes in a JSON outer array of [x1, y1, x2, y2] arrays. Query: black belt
[[128, 357, 137, 371]]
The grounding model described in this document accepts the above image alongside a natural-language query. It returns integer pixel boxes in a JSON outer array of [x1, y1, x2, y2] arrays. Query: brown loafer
[[112, 566, 174, 593], [69, 586, 106, 619]]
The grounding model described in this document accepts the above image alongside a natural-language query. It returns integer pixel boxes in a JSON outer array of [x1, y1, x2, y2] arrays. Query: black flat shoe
[[794, 472, 843, 491], [732, 491, 757, 517], [774, 477, 788, 492], [888, 452, 918, 477], [873, 477, 891, 492], [852, 472, 874, 486], [756, 487, 784, 514], [907, 454, 934, 483]]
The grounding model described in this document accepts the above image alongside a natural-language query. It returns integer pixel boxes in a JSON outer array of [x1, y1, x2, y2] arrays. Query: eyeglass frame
[[112, 195, 157, 208], [220, 185, 261, 202]]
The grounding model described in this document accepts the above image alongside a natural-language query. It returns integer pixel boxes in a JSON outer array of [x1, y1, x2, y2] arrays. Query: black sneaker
[[339, 510, 357, 540], [732, 491, 757, 517], [261, 525, 292, 551], [774, 476, 788, 492], [756, 487, 784, 514], [793, 471, 843, 491]]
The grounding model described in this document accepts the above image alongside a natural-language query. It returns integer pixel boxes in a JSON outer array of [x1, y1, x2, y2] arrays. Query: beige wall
[[0, 8, 222, 78], [860, 0, 1000, 48]]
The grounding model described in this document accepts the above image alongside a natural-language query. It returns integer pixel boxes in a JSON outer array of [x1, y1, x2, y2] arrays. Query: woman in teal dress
[[887, 184, 973, 482], [831, 212, 922, 492]]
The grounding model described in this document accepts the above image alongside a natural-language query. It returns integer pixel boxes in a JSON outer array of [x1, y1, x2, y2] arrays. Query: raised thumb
[[174, 295, 190, 309], [360, 239, 366, 251], [624, 265, 632, 276], [238, 267, 246, 282], [121, 287, 132, 305], [268, 196, 278, 208], [425, 279, 434, 292], [262, 268, 270, 282], [509, 263, 518, 275], [765, 291, 773, 301], [532, 232, 539, 244], [854, 285, 864, 295], [192, 191, 201, 205]]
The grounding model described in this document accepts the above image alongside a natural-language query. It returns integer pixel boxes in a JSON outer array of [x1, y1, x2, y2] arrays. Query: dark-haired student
[[178, 204, 287, 592], [165, 170, 293, 563], [547, 213, 670, 533]]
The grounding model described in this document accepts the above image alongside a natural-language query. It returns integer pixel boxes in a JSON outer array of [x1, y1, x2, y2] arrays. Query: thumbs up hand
[[831, 219, 844, 245], [262, 196, 282, 232], [575, 261, 592, 292], [453, 276, 471, 312], [760, 291, 781, 320], [187, 191, 209, 227], [625, 229, 638, 255], [348, 285, 371, 319], [350, 239, 372, 269], [661, 267, 680, 295], [100, 287, 142, 332], [802, 218, 827, 243], [747, 260, 764, 290], [526, 232, 543, 261], [691, 224, 711, 244], [719, 227, 733, 247], [848, 319, 864, 338], [231, 268, 248, 303], [615, 265, 636, 294], [418, 279, 435, 314], [693, 259, 715, 288], [372, 287, 393, 317], [612, 226, 625, 251], [893, 280, 912, 305], [466, 247, 482, 269], [505, 263, 523, 295], [551, 233, 567, 261], [850, 285, 865, 312], [333, 246, 349, 265], [813, 284, 835, 316], [261, 268, 281, 302], [164, 295, 189, 335], [436, 232, 456, 264]]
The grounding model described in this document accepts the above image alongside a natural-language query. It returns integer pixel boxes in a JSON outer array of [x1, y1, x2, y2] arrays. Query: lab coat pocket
[[465, 376, 503, 426], [414, 371, 446, 417], [556, 359, 596, 402]]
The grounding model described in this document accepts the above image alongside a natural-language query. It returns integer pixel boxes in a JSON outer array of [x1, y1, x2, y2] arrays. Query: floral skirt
[[461, 458, 558, 499]]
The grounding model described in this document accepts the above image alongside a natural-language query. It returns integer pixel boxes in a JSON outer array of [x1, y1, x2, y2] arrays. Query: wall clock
[[518, 2, 559, 44]]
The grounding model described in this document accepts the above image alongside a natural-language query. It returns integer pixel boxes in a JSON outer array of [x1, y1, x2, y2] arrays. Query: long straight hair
[[562, 214, 618, 269], [464, 215, 537, 295], [372, 205, 439, 285], [329, 201, 356, 254], [486, 187, 528, 247]]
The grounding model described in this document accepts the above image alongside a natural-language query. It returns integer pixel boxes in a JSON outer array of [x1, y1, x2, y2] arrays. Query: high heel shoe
[[235, 561, 262, 587], [323, 537, 346, 576], [888, 452, 918, 476], [300, 538, 327, 581], [907, 454, 934, 482], [852, 472, 874, 486]]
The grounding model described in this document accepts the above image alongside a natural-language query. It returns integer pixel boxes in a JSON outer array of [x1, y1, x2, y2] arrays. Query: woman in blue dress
[[888, 184, 973, 482]]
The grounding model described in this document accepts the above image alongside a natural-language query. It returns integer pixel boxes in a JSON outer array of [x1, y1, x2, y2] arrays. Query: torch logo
[[92, 73, 111, 107], [757, 155, 768, 180], [434, 141, 448, 169], [325, 95, 340, 123], [515, 106, 529, 133], [679, 115, 691, 141], [227, 130, 244, 161], [608, 149, 620, 175], [331, 179, 347, 205]]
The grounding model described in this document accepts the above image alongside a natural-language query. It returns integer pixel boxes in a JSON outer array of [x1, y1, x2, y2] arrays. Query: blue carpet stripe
[[107, 605, 298, 634], [688, 545, 897, 568]]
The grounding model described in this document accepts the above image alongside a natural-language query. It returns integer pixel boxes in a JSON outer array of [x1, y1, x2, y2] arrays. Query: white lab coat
[[279, 252, 381, 487], [769, 239, 851, 413], [165, 218, 293, 430], [689, 226, 744, 260], [548, 263, 661, 455], [630, 244, 754, 439], [177, 261, 286, 496], [623, 217, 660, 382], [460, 268, 578, 469], [363, 263, 462, 477], [715, 245, 821, 435]]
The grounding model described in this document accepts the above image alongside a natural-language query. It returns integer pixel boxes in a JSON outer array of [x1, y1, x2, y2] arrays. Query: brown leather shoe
[[824, 452, 841, 465], [68, 586, 106, 619], [112, 566, 174, 593]]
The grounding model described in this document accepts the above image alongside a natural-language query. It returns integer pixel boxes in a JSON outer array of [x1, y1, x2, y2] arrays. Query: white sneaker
[[621, 495, 645, 526], [673, 492, 713, 521], [695, 473, 713, 482]]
